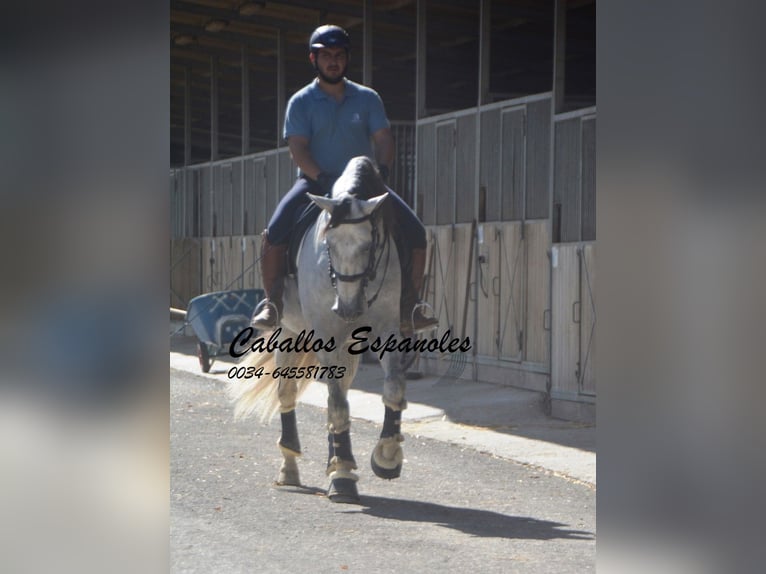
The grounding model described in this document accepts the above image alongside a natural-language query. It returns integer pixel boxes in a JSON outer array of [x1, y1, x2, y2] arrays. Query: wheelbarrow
[[181, 288, 264, 373]]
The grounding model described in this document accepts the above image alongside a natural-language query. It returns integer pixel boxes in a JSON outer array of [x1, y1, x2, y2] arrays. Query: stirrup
[[250, 299, 281, 329], [402, 301, 438, 334]]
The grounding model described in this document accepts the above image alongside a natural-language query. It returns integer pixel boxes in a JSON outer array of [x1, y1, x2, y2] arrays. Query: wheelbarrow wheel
[[197, 341, 212, 373]]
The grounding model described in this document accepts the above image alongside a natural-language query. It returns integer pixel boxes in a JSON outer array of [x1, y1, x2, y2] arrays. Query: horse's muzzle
[[331, 296, 365, 322]]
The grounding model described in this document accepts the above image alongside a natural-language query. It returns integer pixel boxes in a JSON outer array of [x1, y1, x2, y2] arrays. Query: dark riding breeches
[[266, 176, 427, 250]]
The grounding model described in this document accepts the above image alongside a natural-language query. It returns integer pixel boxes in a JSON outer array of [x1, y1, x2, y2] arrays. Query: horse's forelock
[[334, 157, 386, 201], [327, 197, 353, 229]]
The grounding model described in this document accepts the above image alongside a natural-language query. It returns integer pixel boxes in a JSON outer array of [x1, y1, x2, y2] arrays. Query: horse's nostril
[[332, 300, 363, 322]]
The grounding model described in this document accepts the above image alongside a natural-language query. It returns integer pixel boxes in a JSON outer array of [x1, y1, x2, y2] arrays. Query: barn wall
[[170, 96, 597, 419], [416, 93, 552, 227], [552, 108, 596, 243], [418, 220, 551, 394], [413, 99, 596, 415], [171, 147, 295, 241]]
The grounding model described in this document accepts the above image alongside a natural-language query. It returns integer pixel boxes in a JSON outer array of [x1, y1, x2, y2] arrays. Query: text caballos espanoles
[[229, 326, 471, 360]]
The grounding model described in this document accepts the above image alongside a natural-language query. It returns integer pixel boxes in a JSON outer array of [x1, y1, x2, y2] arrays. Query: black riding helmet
[[309, 25, 351, 53]]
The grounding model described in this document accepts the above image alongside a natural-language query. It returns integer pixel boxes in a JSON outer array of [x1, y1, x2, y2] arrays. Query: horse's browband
[[328, 213, 373, 227]]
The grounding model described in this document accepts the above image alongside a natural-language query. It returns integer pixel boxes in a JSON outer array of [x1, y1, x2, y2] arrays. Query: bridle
[[324, 207, 391, 307]]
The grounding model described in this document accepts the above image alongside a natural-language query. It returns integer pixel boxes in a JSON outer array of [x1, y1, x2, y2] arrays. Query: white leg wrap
[[372, 435, 404, 470], [326, 455, 358, 476], [328, 468, 359, 482]]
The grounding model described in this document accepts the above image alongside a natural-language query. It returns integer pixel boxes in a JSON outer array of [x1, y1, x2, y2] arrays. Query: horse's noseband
[[325, 210, 389, 307]]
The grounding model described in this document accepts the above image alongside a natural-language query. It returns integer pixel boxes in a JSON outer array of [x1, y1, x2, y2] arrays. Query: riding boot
[[400, 247, 439, 334], [250, 231, 288, 329]]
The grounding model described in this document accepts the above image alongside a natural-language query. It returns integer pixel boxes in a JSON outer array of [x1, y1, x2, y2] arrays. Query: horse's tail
[[228, 335, 318, 424]]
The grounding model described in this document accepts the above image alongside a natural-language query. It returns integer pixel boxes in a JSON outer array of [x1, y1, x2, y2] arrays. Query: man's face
[[311, 47, 348, 84]]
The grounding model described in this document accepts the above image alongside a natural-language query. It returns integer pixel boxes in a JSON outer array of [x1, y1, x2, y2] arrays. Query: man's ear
[[309, 52, 316, 66]]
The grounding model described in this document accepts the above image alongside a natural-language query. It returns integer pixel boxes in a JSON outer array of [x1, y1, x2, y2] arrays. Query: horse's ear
[[308, 193, 341, 213], [359, 192, 389, 216]]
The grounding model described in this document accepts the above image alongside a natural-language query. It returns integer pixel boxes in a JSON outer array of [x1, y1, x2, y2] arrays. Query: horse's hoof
[[327, 478, 360, 503], [277, 473, 301, 487], [278, 458, 301, 486], [371, 452, 402, 480]]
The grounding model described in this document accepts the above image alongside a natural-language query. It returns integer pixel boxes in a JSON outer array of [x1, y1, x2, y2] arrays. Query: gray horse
[[230, 156, 408, 503]]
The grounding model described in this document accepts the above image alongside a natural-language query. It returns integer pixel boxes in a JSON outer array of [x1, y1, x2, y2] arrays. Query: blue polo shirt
[[283, 79, 390, 177]]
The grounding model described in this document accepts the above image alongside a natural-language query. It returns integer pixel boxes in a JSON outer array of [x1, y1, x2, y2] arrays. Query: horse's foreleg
[[323, 356, 360, 503], [277, 409, 301, 486], [372, 350, 406, 479], [276, 353, 301, 486]]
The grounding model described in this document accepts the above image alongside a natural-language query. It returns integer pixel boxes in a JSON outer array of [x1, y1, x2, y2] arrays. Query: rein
[[325, 210, 391, 307]]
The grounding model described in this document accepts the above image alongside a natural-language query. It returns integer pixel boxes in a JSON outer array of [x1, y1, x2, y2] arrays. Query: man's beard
[[316, 64, 346, 85]]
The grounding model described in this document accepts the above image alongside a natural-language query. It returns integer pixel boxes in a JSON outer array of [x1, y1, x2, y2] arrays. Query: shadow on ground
[[272, 485, 593, 541], [351, 495, 593, 541]]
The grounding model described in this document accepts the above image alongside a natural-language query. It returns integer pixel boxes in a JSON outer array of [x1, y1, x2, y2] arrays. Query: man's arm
[[287, 135, 322, 180], [371, 127, 395, 173]]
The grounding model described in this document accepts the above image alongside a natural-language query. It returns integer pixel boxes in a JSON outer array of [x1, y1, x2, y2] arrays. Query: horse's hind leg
[[276, 350, 301, 486], [371, 348, 406, 480], [323, 352, 361, 503]]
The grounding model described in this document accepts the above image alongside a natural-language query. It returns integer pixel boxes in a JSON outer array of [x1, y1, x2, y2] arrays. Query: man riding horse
[[251, 24, 437, 334]]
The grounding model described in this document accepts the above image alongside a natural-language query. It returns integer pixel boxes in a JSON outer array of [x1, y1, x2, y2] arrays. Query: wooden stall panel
[[425, 226, 458, 335], [501, 107, 525, 221], [199, 167, 213, 237], [222, 163, 234, 236], [200, 238, 216, 293], [525, 221, 550, 367], [243, 159, 255, 236], [453, 223, 475, 341], [551, 244, 580, 393], [480, 108, 501, 221], [231, 160, 244, 236], [525, 98, 552, 220], [170, 172, 181, 239], [581, 117, 596, 241], [202, 237, 240, 293], [421, 228, 436, 324], [436, 225, 457, 334], [579, 243, 596, 395], [456, 115, 476, 224], [475, 223, 501, 357], [252, 158, 267, 235], [223, 236, 245, 291], [553, 118, 582, 243], [390, 122, 416, 206], [189, 169, 202, 238], [417, 123, 436, 224], [435, 121, 456, 225], [237, 235, 261, 289], [212, 165, 224, 237], [170, 238, 201, 308], [496, 222, 524, 361]]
